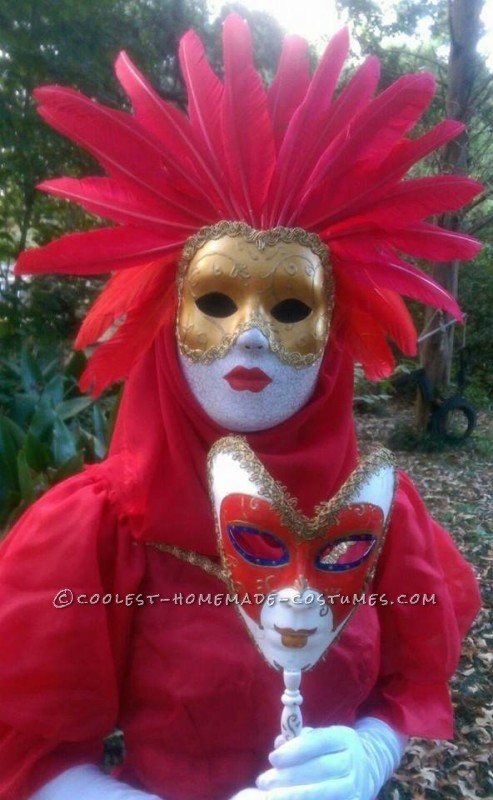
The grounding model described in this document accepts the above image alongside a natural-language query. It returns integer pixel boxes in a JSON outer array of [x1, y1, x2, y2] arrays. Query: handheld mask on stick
[[208, 437, 395, 743]]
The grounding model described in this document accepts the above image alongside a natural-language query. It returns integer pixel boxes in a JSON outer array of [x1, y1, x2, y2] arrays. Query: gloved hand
[[253, 717, 408, 800], [29, 764, 163, 800]]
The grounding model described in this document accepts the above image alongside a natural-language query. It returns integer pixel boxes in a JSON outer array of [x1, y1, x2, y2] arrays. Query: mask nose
[[236, 328, 269, 353], [278, 586, 320, 611], [288, 589, 319, 610]]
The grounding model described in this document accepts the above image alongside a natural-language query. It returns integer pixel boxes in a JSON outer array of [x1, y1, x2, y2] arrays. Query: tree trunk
[[18, 188, 36, 255], [417, 0, 483, 428]]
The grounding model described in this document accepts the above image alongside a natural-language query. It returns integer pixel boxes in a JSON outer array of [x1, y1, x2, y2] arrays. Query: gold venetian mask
[[177, 222, 333, 366]]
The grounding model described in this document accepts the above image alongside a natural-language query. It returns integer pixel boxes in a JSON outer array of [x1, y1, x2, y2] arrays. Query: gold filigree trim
[[176, 221, 333, 368], [179, 222, 331, 270], [319, 540, 353, 565], [179, 317, 327, 367], [207, 436, 396, 542], [147, 543, 227, 582]]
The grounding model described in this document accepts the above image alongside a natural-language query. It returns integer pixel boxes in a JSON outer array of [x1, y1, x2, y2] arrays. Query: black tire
[[434, 396, 477, 442]]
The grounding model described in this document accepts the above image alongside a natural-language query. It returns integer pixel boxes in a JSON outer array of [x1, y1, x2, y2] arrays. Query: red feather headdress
[[15, 14, 482, 395]]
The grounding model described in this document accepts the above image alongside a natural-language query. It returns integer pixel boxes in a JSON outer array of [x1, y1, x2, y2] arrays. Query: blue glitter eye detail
[[228, 523, 289, 566], [315, 534, 377, 572]]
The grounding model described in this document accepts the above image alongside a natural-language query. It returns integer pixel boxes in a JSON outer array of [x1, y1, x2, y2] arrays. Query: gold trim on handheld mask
[[177, 222, 333, 367]]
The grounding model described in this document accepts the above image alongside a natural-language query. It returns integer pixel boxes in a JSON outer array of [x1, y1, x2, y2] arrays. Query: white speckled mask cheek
[[179, 330, 322, 431]]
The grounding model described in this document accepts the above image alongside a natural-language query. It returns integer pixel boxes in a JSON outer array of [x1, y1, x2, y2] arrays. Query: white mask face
[[179, 327, 322, 432], [208, 439, 396, 673], [239, 587, 342, 671]]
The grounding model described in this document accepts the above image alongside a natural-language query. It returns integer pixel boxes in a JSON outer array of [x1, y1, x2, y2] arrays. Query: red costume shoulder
[[0, 466, 146, 800]]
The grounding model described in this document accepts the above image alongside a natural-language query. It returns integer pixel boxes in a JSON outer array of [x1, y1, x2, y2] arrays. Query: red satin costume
[[0, 14, 482, 800], [0, 322, 480, 800]]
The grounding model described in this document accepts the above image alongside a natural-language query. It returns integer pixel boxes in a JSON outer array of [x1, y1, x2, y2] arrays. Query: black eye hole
[[228, 523, 289, 566], [271, 298, 312, 323], [195, 292, 238, 318], [315, 534, 377, 572]]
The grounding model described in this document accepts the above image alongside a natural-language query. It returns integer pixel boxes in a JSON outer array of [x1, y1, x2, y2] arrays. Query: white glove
[[29, 764, 162, 800], [254, 717, 408, 800]]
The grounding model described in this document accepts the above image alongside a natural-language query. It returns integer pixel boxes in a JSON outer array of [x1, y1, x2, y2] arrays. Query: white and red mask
[[208, 437, 395, 672]]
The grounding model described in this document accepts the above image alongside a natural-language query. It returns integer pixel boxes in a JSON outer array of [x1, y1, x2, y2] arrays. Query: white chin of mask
[[179, 328, 322, 433]]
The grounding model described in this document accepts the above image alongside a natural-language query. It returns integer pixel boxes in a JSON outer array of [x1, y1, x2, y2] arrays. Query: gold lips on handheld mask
[[177, 223, 333, 366]]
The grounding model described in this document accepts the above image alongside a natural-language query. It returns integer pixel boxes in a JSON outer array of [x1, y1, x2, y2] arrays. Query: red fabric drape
[[106, 319, 358, 552]]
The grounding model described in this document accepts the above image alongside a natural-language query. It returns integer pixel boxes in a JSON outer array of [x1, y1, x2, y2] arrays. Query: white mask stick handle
[[280, 669, 303, 743]]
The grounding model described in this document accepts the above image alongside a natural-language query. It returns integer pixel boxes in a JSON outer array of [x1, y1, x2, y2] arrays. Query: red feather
[[79, 282, 176, 396], [337, 72, 437, 168], [323, 224, 480, 264], [75, 257, 176, 348], [336, 273, 417, 356], [267, 27, 350, 225], [115, 51, 195, 157], [292, 73, 436, 228], [115, 52, 228, 215], [35, 87, 219, 224], [38, 177, 201, 232], [287, 55, 380, 221], [387, 223, 481, 261], [333, 249, 462, 319], [340, 304, 396, 379], [178, 31, 226, 192], [221, 14, 276, 222], [304, 172, 481, 234], [15, 226, 183, 276], [368, 120, 465, 186], [267, 36, 310, 151], [297, 119, 464, 228], [324, 175, 482, 231]]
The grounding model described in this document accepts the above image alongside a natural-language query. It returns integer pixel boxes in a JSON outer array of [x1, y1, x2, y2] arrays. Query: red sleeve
[[0, 468, 146, 800], [357, 471, 481, 739]]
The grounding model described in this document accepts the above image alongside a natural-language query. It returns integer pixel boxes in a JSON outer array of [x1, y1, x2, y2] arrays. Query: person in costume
[[0, 14, 482, 800]]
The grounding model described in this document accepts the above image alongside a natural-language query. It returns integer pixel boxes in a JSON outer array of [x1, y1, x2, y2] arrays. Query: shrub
[[0, 344, 116, 532]]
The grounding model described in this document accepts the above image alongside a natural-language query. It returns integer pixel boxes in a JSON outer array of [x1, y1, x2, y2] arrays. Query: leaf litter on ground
[[355, 404, 493, 800]]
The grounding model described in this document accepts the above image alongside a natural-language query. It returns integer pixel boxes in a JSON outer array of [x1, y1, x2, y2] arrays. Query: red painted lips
[[225, 367, 273, 393]]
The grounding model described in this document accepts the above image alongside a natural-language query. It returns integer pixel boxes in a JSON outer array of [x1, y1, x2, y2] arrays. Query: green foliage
[[353, 366, 394, 414], [458, 246, 493, 398], [335, 0, 449, 79], [0, 345, 114, 530], [209, 3, 285, 80], [0, 0, 210, 259], [0, 263, 106, 349]]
